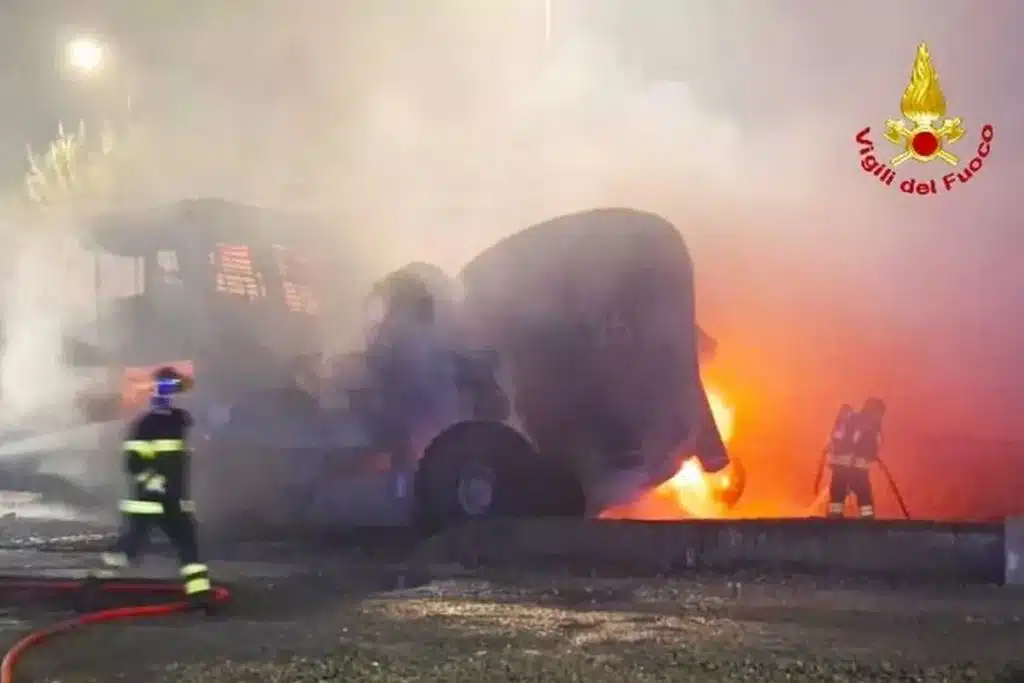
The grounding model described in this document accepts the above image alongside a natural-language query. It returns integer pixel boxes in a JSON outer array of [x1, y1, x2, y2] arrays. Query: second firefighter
[[825, 398, 886, 519]]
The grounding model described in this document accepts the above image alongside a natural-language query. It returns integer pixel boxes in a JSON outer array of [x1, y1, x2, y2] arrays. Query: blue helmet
[[150, 367, 184, 411]]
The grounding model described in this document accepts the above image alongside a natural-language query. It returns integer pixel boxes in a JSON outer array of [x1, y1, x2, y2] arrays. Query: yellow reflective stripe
[[142, 475, 167, 493], [120, 499, 195, 513], [124, 440, 155, 458], [181, 563, 208, 577], [119, 499, 164, 514], [829, 454, 853, 466], [184, 577, 212, 595], [123, 439, 185, 459]]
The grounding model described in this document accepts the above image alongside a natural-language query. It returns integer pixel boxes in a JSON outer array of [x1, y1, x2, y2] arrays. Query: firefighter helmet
[[151, 366, 193, 396], [861, 397, 886, 417]]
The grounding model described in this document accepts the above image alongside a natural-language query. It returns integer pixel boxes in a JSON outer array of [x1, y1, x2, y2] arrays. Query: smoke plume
[[0, 0, 1019, 522]]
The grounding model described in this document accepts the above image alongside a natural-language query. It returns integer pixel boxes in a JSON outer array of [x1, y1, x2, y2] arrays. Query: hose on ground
[[0, 576, 232, 683]]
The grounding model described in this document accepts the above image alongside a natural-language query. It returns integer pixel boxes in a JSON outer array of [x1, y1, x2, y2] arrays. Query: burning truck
[[0, 200, 742, 531]]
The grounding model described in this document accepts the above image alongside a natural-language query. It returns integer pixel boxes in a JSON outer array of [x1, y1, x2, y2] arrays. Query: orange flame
[[707, 389, 734, 444], [601, 387, 736, 520]]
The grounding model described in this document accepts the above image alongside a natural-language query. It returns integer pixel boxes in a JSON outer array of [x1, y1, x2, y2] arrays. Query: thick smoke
[[0, 217, 99, 425], [0, 1, 1019, 522]]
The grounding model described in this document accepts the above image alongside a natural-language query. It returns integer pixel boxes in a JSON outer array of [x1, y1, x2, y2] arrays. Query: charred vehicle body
[[459, 208, 734, 513], [0, 200, 738, 532]]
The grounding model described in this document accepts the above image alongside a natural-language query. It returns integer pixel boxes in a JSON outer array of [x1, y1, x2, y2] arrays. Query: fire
[[600, 386, 738, 520], [653, 387, 736, 516], [707, 389, 734, 444]]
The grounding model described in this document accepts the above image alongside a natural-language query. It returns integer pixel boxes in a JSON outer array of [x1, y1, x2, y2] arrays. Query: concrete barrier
[[424, 518, 1006, 584], [1007, 517, 1023, 585], [697, 519, 1003, 582]]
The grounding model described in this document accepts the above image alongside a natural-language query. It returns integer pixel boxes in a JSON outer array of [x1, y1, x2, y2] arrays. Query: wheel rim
[[456, 464, 495, 516]]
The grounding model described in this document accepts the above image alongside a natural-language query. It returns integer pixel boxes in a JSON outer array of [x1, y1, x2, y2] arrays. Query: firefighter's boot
[[182, 563, 216, 614], [188, 589, 216, 614]]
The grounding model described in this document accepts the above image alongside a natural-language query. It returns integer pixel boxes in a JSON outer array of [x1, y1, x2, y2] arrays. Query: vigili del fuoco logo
[[855, 43, 994, 196]]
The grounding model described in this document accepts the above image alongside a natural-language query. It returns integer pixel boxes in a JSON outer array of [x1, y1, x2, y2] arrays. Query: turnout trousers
[[101, 497, 211, 598], [827, 461, 875, 519], [103, 497, 211, 599], [102, 438, 212, 600]]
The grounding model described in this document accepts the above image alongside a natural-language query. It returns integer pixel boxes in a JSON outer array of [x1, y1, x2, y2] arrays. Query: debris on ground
[[6, 569, 1022, 682]]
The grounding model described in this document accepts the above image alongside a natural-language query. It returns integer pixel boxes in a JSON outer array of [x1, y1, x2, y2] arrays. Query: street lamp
[[65, 37, 105, 75], [61, 35, 133, 120]]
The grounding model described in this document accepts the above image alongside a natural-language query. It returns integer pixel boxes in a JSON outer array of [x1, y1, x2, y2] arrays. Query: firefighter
[[826, 399, 885, 519], [99, 366, 213, 609]]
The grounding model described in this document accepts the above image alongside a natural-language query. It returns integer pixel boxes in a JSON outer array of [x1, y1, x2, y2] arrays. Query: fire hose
[[875, 458, 911, 519], [0, 575, 231, 683]]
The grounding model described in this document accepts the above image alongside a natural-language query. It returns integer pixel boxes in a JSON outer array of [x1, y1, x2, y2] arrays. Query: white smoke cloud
[[0, 220, 94, 428], [0, 0, 1017, 525]]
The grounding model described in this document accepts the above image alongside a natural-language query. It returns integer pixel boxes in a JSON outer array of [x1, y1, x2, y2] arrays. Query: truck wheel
[[414, 420, 585, 532]]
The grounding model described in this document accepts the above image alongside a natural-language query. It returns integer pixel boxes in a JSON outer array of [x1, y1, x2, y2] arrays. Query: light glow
[[66, 37, 105, 74]]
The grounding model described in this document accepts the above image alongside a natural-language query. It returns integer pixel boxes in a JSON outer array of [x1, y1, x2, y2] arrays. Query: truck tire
[[414, 420, 585, 532]]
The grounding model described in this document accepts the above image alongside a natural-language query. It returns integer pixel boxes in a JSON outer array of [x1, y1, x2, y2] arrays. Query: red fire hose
[[0, 576, 231, 683]]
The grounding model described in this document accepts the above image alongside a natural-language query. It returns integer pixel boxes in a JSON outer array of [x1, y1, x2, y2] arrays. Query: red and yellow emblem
[[883, 43, 965, 166]]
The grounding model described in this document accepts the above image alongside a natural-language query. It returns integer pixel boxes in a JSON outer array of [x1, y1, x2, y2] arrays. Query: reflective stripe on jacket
[[123, 439, 186, 459]]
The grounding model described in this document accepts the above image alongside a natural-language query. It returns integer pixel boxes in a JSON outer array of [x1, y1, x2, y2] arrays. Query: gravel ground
[[4, 567, 1023, 683]]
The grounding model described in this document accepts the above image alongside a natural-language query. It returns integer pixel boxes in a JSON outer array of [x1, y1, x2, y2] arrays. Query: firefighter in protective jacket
[[826, 398, 885, 519], [100, 367, 212, 606]]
